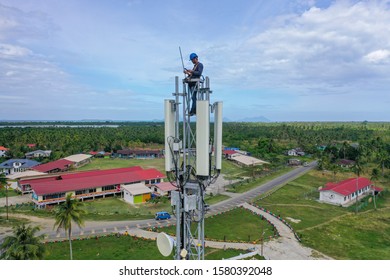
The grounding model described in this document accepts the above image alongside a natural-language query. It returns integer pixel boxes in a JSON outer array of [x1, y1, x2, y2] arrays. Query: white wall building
[[319, 177, 375, 207], [122, 183, 152, 204]]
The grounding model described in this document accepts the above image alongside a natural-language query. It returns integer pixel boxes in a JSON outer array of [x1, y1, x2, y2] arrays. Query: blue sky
[[1, 0, 390, 121]]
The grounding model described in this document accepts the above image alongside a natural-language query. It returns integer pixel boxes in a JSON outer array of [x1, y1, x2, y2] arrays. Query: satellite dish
[[157, 232, 175, 257]]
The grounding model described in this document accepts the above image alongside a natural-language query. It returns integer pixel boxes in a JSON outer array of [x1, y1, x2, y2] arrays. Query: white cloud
[[214, 1, 390, 93], [364, 49, 390, 63], [0, 43, 32, 57]]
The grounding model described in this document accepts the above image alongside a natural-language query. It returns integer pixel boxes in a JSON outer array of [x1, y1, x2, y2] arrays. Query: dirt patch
[[286, 217, 301, 223]]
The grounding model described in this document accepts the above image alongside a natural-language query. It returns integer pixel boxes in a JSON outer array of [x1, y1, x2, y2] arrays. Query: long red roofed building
[[19, 166, 165, 207]]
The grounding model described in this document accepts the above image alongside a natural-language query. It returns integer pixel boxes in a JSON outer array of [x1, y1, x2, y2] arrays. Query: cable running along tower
[[162, 71, 223, 260]]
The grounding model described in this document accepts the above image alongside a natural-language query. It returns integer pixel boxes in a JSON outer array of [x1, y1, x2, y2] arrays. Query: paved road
[[23, 161, 316, 241]]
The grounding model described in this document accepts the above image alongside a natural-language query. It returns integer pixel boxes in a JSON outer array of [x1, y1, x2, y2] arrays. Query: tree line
[[1, 122, 389, 168]]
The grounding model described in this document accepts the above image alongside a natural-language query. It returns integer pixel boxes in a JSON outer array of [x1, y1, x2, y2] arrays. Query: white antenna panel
[[214, 101, 223, 170], [164, 100, 175, 172], [196, 100, 210, 176]]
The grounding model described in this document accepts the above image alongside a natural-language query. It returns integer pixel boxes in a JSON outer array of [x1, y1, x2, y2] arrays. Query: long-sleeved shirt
[[191, 62, 203, 78]]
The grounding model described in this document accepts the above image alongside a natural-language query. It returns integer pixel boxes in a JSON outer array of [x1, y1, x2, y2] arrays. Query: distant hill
[[236, 116, 271, 122]]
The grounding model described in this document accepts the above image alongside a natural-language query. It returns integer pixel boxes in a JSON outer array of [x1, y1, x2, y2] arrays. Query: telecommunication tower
[[159, 74, 223, 260]]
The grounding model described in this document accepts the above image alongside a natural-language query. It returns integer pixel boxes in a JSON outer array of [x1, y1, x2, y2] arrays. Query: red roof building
[[33, 159, 74, 173], [319, 177, 379, 206], [19, 166, 165, 207], [150, 182, 178, 196]]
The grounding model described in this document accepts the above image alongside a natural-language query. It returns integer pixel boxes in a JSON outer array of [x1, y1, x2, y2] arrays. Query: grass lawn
[[77, 158, 247, 180], [157, 207, 277, 244], [0, 193, 230, 222], [77, 157, 166, 173], [43, 234, 252, 260], [0, 188, 20, 198], [254, 169, 390, 259], [204, 193, 230, 205], [225, 167, 291, 193], [82, 197, 172, 221]]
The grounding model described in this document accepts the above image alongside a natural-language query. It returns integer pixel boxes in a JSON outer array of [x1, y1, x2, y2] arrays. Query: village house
[[287, 148, 305, 156], [337, 159, 356, 168], [63, 154, 92, 167], [25, 150, 52, 159], [115, 149, 163, 159], [122, 183, 152, 204], [0, 159, 40, 175], [319, 177, 382, 207], [222, 150, 269, 167], [150, 181, 178, 197], [288, 158, 301, 166]]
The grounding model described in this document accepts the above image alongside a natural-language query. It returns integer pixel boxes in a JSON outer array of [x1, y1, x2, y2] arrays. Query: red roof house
[[319, 177, 378, 206]]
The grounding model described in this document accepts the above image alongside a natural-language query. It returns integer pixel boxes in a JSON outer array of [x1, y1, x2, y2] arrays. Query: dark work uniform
[[188, 62, 203, 115]]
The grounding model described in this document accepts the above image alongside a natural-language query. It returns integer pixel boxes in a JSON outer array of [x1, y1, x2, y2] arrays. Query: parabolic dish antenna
[[157, 232, 175, 257]]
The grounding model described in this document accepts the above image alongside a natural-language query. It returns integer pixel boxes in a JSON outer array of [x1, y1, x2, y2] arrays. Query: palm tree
[[53, 193, 86, 260], [370, 168, 380, 210], [352, 146, 365, 214], [0, 173, 9, 221], [0, 224, 45, 260]]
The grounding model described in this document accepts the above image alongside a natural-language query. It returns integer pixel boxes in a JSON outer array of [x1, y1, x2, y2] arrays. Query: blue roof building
[[0, 159, 40, 175]]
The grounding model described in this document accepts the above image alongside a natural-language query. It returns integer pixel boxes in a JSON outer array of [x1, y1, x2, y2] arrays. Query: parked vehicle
[[155, 211, 171, 220]]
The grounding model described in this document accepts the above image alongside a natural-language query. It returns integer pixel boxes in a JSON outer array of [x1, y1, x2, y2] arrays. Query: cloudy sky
[[1, 0, 390, 121]]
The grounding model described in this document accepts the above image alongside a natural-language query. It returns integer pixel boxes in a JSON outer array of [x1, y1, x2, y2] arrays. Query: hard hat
[[189, 53, 198, 60]]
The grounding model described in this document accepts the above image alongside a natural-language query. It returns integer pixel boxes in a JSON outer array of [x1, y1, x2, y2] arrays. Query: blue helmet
[[189, 53, 198, 60]]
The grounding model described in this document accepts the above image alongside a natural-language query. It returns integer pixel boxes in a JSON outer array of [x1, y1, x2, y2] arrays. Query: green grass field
[[77, 157, 166, 173], [225, 167, 291, 193], [157, 207, 277, 244], [43, 234, 252, 260], [0, 187, 20, 198], [77, 157, 247, 178], [254, 169, 390, 259]]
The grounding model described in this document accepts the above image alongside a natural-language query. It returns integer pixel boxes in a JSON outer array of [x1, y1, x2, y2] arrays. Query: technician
[[184, 53, 203, 116]]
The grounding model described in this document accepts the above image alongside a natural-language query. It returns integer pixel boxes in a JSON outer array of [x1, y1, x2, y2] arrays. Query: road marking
[[91, 229, 95, 234], [103, 228, 106, 233], [125, 226, 129, 230], [114, 227, 118, 231], [56, 233, 61, 238], [80, 231, 84, 236]]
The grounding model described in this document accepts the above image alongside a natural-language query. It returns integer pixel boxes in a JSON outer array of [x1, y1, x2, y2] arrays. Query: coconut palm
[[53, 193, 86, 260], [370, 168, 380, 210], [0, 173, 9, 221], [0, 224, 45, 260]]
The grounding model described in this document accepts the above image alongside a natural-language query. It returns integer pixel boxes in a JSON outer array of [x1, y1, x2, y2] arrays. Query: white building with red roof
[[150, 181, 178, 196], [319, 177, 381, 206], [19, 166, 165, 207]]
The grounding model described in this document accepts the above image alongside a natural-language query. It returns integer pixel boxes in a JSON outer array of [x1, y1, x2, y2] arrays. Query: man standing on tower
[[184, 53, 203, 116]]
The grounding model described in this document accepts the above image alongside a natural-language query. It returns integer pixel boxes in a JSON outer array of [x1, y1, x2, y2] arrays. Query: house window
[[75, 190, 86, 195], [352, 193, 354, 197], [102, 185, 116, 191], [344, 197, 346, 201], [145, 180, 150, 184]]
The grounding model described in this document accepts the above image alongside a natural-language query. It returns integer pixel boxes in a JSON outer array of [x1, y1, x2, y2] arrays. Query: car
[[155, 211, 171, 220]]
